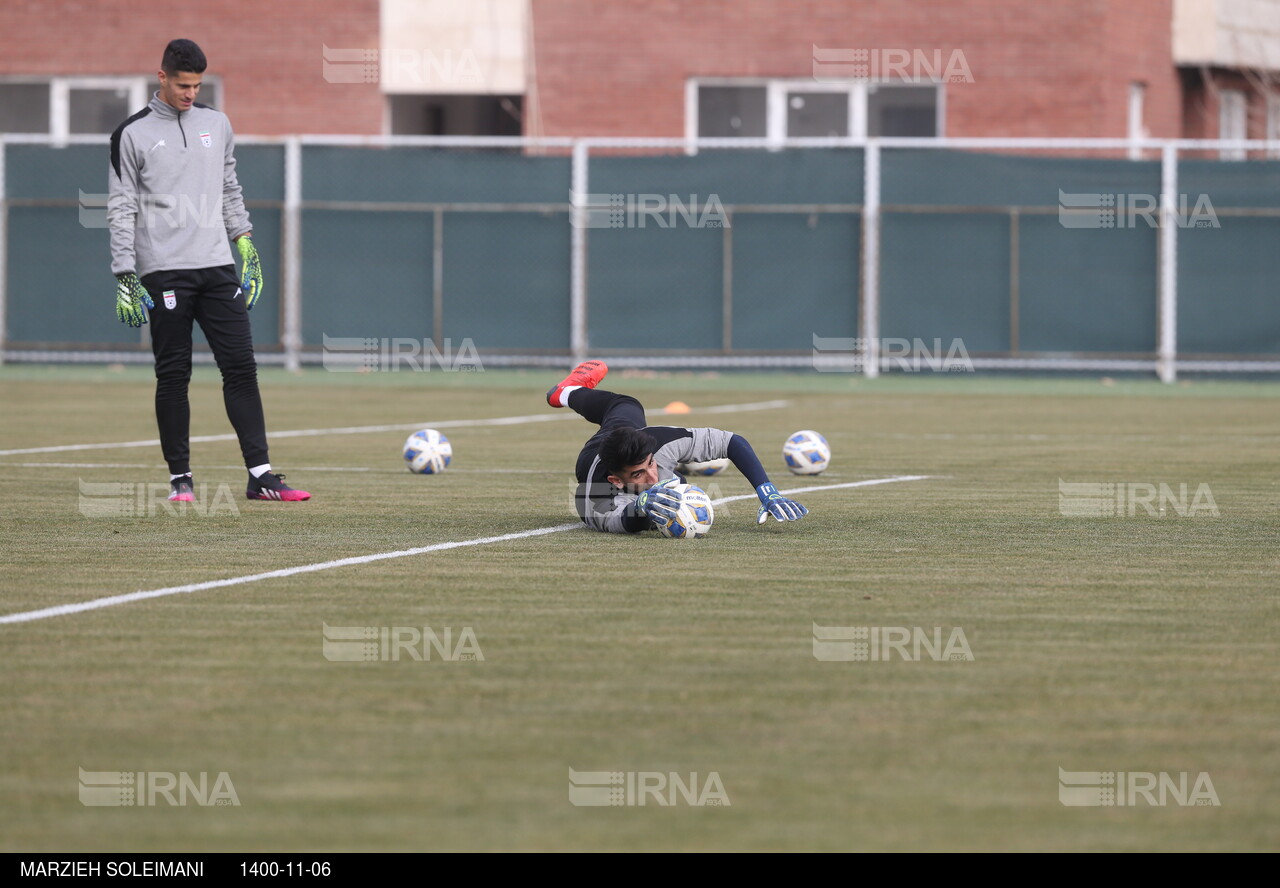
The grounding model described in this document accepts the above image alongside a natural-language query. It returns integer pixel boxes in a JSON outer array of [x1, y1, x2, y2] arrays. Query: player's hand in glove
[[636, 478, 683, 528], [756, 482, 808, 524], [115, 273, 154, 327], [235, 235, 262, 310]]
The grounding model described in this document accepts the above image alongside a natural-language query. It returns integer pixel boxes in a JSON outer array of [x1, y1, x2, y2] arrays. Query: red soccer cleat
[[546, 360, 609, 407]]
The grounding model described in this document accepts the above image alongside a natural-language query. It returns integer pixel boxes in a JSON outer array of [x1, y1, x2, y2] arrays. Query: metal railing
[[2, 134, 1279, 380]]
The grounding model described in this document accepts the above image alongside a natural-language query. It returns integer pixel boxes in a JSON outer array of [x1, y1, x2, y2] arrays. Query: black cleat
[[246, 471, 310, 501], [169, 474, 194, 503]]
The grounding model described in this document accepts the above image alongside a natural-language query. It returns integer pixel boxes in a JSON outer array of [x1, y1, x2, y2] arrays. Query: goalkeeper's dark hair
[[599, 427, 658, 476], [162, 39, 207, 75]]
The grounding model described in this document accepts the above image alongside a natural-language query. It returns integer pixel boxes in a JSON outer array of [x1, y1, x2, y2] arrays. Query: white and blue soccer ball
[[783, 430, 830, 475], [655, 483, 715, 540], [677, 457, 730, 477], [404, 429, 452, 474]]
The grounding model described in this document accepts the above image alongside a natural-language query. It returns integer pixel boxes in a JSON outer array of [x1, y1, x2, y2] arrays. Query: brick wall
[[0, 0, 382, 134], [529, 0, 1182, 140], [0, 0, 1268, 142]]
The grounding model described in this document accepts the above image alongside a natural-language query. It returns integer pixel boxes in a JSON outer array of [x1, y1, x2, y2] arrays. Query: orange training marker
[[664, 401, 692, 414]]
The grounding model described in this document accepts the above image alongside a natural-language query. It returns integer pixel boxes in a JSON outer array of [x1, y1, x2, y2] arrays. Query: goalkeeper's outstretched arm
[[727, 434, 810, 524]]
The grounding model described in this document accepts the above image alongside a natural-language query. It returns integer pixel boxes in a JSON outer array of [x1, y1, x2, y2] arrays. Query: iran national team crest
[[199, 131, 212, 148], [163, 290, 176, 309]]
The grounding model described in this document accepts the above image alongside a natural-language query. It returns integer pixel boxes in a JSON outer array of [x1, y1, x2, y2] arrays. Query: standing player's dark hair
[[599, 427, 658, 476], [162, 39, 207, 75]]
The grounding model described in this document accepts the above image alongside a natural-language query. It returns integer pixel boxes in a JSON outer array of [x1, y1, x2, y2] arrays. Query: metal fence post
[[570, 140, 589, 363], [283, 136, 302, 372], [861, 140, 881, 378], [1158, 143, 1178, 383], [0, 137, 6, 366], [433, 207, 444, 351]]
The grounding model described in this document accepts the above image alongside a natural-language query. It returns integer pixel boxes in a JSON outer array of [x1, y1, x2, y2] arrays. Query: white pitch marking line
[[2, 462, 383, 472], [0, 462, 548, 474], [0, 474, 932, 626], [709, 474, 934, 507], [0, 399, 791, 457]]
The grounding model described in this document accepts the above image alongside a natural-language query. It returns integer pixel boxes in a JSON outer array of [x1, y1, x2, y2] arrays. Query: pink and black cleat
[[546, 360, 609, 407], [246, 471, 310, 501], [168, 475, 194, 503]]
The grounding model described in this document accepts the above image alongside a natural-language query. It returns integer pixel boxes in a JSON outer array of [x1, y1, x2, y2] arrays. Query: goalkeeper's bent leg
[[572, 391, 647, 481], [567, 389, 646, 429]]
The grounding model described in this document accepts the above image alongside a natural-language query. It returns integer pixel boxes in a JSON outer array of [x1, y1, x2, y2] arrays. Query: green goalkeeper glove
[[114, 273, 154, 327], [235, 235, 262, 310]]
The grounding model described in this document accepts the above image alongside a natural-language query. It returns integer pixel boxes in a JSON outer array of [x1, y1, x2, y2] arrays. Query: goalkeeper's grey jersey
[[108, 94, 252, 277], [576, 425, 734, 534]]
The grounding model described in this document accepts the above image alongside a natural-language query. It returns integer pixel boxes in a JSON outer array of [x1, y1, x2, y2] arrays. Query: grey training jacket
[[577, 426, 734, 533], [108, 93, 252, 277]]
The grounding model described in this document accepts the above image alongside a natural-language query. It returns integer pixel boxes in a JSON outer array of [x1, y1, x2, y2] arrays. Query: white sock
[[555, 385, 582, 407], [249, 463, 272, 478], [170, 472, 192, 481]]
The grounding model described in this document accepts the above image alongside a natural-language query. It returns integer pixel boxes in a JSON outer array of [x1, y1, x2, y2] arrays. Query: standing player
[[546, 360, 808, 533], [108, 39, 308, 502]]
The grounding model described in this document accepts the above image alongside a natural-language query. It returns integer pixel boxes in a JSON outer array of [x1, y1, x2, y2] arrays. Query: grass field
[[1, 364, 1277, 852]]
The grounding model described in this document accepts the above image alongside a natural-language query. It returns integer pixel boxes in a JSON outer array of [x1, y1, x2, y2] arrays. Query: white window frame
[[52, 76, 150, 141], [865, 80, 945, 139], [1219, 88, 1247, 160], [1128, 81, 1146, 160], [0, 76, 57, 134], [0, 75, 220, 140], [1267, 92, 1280, 159], [687, 77, 943, 153]]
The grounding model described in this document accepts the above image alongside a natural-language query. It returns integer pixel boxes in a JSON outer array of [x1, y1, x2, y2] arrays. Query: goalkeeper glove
[[235, 235, 263, 310], [635, 479, 683, 528], [114, 273, 154, 327], [755, 482, 808, 524]]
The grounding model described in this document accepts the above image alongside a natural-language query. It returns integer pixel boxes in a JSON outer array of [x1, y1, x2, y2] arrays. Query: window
[[786, 91, 849, 137], [1267, 93, 1280, 159], [0, 77, 220, 138], [698, 86, 767, 137], [692, 79, 941, 143], [867, 84, 938, 137], [1219, 88, 1246, 160], [1128, 82, 1146, 160], [0, 82, 51, 133], [388, 94, 522, 135], [68, 86, 134, 135], [51, 78, 149, 139]]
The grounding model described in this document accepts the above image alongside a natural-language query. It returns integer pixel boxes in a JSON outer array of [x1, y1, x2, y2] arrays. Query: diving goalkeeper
[[546, 360, 808, 534]]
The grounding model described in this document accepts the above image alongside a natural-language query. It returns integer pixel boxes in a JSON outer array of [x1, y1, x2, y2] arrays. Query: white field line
[[1, 462, 545, 473], [0, 400, 791, 457], [0, 474, 932, 626], [707, 474, 934, 507]]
